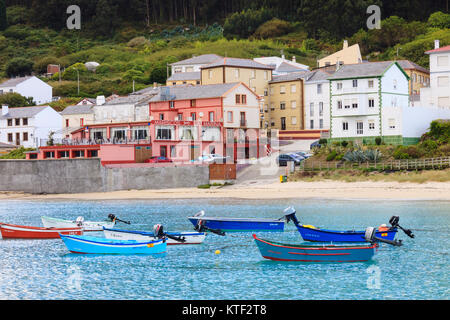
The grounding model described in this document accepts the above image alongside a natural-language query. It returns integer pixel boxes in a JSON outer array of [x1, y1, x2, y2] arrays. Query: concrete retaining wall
[[0, 159, 209, 194]]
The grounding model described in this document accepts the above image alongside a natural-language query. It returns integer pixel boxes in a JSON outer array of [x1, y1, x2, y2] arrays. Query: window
[[264, 88, 268, 96], [310, 103, 314, 116], [172, 82, 177, 85], [15, 118, 20, 126], [352, 102, 358, 109], [159, 113, 164, 120], [196, 81, 200, 85], [22, 118, 28, 126], [59, 151, 69, 158], [437, 56, 449, 66], [352, 79, 358, 87], [112, 128, 126, 140], [235, 68, 240, 78], [344, 100, 351, 109], [280, 86, 286, 94], [191, 112, 196, 120], [317, 84, 322, 94], [8, 133, 13, 142], [337, 101, 343, 109], [44, 151, 55, 159], [291, 84, 297, 93], [264, 71, 268, 80], [280, 102, 286, 110], [66, 119, 69, 127], [342, 122, 348, 131], [369, 120, 375, 130], [209, 111, 214, 122], [280, 117, 286, 130], [160, 146, 167, 158], [319, 102, 323, 116], [190, 100, 196, 107], [179, 126, 196, 140], [393, 79, 397, 90], [310, 119, 314, 129], [388, 119, 396, 129], [291, 116, 297, 125], [337, 82, 343, 90], [251, 70, 256, 78], [291, 100, 297, 109], [7, 119, 12, 126], [235, 94, 240, 104], [183, 81, 187, 84], [80, 118, 84, 126], [242, 95, 247, 104], [177, 113, 183, 120], [133, 127, 148, 140], [356, 121, 364, 135], [174, 67, 182, 73], [264, 104, 268, 112], [156, 126, 174, 140], [170, 146, 176, 158], [227, 111, 233, 122], [23, 132, 28, 141], [438, 76, 449, 87], [169, 101, 175, 108], [319, 119, 323, 129], [369, 98, 375, 108], [368, 80, 374, 88], [208, 70, 213, 79], [270, 103, 275, 111]]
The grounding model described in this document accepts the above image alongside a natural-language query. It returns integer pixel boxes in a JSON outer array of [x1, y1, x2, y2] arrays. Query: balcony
[[240, 120, 248, 127]]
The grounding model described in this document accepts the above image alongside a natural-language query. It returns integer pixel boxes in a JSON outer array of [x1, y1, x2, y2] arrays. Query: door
[[160, 146, 167, 158]]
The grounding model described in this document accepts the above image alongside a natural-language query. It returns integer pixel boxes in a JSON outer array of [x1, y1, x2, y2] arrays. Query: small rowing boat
[[0, 223, 83, 239], [253, 234, 378, 262], [59, 234, 167, 254], [103, 228, 206, 245], [187, 211, 286, 233], [41, 214, 130, 232]]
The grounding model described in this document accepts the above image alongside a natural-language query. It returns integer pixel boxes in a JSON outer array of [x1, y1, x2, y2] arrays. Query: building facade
[[318, 41, 362, 68], [0, 76, 53, 105]]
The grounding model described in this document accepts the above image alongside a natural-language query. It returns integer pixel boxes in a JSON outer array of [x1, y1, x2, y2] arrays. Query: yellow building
[[267, 72, 306, 131], [318, 40, 362, 68], [166, 72, 201, 86], [395, 60, 430, 97]]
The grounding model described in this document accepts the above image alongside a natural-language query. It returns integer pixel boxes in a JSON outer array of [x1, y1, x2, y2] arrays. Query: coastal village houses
[[0, 105, 62, 148], [0, 76, 53, 105]]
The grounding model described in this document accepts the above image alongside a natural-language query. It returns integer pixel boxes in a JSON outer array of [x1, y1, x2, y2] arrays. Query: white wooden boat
[[41, 216, 116, 232], [103, 228, 206, 245]]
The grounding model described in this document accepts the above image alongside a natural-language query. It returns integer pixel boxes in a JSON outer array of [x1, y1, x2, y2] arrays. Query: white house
[[419, 40, 450, 109], [328, 61, 450, 145], [304, 69, 332, 130], [254, 55, 309, 75], [0, 105, 62, 148], [170, 54, 222, 74], [0, 76, 53, 105]]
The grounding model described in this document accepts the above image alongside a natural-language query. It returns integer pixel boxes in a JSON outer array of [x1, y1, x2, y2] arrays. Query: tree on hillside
[[0, 92, 35, 107], [6, 57, 34, 77], [0, 0, 7, 31]]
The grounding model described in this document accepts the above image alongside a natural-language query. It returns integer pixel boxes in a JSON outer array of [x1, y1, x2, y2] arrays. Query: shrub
[[62, 63, 88, 81], [127, 36, 150, 48], [253, 18, 292, 39], [428, 11, 450, 29], [421, 140, 438, 153], [393, 145, 423, 159], [341, 140, 348, 148], [0, 92, 34, 107], [326, 150, 337, 161], [318, 138, 328, 145], [375, 137, 382, 146], [6, 57, 34, 77], [33, 56, 61, 74]]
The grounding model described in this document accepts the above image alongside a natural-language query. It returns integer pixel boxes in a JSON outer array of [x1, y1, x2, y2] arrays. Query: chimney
[[292, 56, 296, 63], [1, 104, 8, 116], [153, 82, 157, 88], [96, 95, 105, 106], [336, 61, 341, 71], [434, 40, 440, 49], [343, 40, 348, 49], [281, 54, 285, 60]]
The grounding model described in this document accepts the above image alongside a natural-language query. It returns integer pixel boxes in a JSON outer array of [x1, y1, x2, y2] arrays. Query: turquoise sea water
[[0, 199, 448, 300]]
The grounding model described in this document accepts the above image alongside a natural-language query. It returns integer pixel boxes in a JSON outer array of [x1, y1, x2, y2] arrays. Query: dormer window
[[169, 101, 175, 108]]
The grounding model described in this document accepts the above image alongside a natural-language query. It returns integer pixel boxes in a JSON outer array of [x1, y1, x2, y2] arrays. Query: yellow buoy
[[215, 250, 221, 255]]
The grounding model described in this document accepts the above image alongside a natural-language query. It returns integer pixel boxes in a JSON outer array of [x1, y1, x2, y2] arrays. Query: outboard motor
[[365, 227, 403, 246], [389, 216, 414, 238], [194, 210, 205, 218], [75, 216, 84, 227], [283, 207, 300, 226], [194, 219, 226, 236], [108, 214, 131, 225], [152, 224, 186, 243]]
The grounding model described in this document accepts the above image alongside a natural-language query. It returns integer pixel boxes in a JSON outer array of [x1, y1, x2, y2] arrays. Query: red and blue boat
[[253, 234, 378, 262], [283, 207, 414, 243]]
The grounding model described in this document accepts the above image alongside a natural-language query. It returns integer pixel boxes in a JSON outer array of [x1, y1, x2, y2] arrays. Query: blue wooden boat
[[187, 211, 285, 233], [59, 234, 167, 254], [283, 207, 413, 243], [253, 234, 378, 262]]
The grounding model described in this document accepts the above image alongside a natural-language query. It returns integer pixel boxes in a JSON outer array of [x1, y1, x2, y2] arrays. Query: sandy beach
[[1, 180, 450, 201]]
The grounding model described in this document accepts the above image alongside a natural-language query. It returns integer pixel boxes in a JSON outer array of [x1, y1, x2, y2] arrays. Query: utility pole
[[76, 68, 80, 95]]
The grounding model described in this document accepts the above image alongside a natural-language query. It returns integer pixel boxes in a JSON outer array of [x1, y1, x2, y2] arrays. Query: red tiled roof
[[425, 45, 450, 54]]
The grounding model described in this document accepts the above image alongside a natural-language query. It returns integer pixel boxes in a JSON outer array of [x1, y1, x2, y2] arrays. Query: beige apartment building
[[318, 40, 362, 68], [267, 73, 306, 131]]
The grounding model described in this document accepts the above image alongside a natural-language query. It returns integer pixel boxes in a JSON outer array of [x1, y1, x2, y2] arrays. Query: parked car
[[198, 154, 229, 163], [310, 140, 321, 149], [277, 154, 302, 166], [293, 151, 313, 158], [144, 156, 172, 163], [289, 153, 305, 161]]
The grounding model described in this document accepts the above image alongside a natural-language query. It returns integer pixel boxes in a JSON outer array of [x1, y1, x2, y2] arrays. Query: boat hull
[[187, 217, 284, 232], [41, 216, 115, 232], [253, 234, 377, 262], [296, 225, 397, 242], [59, 234, 167, 254], [0, 223, 83, 239], [103, 228, 206, 245]]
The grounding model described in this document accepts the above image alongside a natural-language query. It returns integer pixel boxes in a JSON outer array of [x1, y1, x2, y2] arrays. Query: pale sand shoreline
[[1, 180, 450, 201]]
